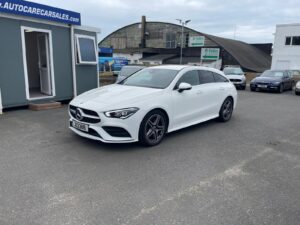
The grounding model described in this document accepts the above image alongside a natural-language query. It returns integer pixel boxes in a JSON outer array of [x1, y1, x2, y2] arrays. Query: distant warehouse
[[99, 16, 271, 73]]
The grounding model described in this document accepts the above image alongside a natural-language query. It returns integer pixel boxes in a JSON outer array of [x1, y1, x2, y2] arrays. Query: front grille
[[102, 126, 131, 138], [256, 82, 270, 86], [69, 105, 101, 124], [230, 79, 242, 82]]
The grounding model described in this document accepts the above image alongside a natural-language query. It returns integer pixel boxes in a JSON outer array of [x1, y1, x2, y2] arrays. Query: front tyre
[[218, 97, 234, 122], [278, 84, 284, 93], [139, 110, 167, 146]]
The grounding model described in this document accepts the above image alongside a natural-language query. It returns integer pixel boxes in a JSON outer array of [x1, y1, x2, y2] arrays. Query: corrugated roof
[[204, 34, 271, 72]]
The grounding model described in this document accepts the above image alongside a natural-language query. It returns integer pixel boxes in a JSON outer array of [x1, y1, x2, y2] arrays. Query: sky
[[29, 0, 300, 43]]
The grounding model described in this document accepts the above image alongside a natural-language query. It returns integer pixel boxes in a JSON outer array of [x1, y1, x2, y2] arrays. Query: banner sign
[[201, 48, 220, 60], [99, 57, 128, 72], [189, 36, 205, 47], [0, 0, 81, 25], [99, 47, 113, 54]]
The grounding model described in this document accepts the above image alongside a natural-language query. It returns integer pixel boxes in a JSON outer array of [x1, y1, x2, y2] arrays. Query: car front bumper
[[69, 110, 143, 143], [230, 81, 246, 87], [295, 87, 300, 94], [250, 83, 281, 91], [233, 82, 246, 87]]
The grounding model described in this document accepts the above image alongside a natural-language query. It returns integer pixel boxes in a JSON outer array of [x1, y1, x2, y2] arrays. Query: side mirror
[[178, 82, 192, 93]]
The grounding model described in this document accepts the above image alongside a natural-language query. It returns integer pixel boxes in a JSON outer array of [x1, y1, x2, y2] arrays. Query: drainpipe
[[71, 25, 77, 97], [0, 88, 3, 114]]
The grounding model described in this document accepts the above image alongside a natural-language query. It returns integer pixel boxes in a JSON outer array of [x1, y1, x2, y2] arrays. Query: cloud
[[28, 0, 300, 43]]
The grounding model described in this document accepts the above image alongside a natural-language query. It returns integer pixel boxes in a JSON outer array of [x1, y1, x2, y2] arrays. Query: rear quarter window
[[212, 72, 229, 83]]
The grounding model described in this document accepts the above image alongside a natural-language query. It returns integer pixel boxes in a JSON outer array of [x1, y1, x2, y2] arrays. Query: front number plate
[[257, 85, 267, 88], [72, 120, 89, 132]]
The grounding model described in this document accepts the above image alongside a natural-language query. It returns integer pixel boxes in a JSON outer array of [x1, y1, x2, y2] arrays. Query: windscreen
[[261, 70, 284, 78], [223, 68, 243, 75], [122, 68, 178, 89], [119, 67, 143, 77]]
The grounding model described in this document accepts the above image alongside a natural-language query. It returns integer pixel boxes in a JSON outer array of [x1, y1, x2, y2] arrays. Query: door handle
[[196, 91, 203, 95], [219, 87, 225, 91]]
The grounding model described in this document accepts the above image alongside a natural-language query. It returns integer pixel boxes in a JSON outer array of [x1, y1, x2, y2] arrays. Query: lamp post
[[176, 19, 191, 65]]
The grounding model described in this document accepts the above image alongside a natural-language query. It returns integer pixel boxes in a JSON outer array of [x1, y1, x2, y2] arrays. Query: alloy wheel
[[145, 114, 166, 144], [222, 99, 233, 121]]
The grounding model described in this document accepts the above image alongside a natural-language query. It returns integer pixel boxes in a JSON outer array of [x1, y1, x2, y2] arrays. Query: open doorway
[[21, 27, 55, 100]]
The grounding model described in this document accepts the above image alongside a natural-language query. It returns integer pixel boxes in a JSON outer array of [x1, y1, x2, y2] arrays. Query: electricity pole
[[176, 19, 191, 64]]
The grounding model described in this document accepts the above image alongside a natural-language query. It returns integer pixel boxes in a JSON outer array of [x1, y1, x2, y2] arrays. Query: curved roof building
[[99, 17, 271, 72]]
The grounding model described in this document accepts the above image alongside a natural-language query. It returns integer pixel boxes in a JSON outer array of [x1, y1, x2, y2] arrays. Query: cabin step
[[29, 101, 62, 111]]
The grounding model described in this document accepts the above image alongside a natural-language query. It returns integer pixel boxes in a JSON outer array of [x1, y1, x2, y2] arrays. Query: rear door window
[[176, 70, 200, 87], [198, 70, 215, 84]]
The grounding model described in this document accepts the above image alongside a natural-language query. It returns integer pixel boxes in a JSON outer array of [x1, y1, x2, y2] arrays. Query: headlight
[[104, 107, 139, 119]]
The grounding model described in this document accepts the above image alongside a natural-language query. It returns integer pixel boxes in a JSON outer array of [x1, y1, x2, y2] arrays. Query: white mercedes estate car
[[69, 65, 238, 146]]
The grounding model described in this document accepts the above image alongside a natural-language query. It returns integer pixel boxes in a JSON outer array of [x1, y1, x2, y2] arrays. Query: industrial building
[[99, 16, 271, 73], [271, 23, 300, 70], [0, 0, 100, 110]]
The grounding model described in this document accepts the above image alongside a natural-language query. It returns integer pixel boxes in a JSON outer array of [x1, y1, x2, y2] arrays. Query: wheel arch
[[222, 95, 236, 109], [226, 95, 234, 103], [144, 107, 170, 131], [222, 95, 234, 104]]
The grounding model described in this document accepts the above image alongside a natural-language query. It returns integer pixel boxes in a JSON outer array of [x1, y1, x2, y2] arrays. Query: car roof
[[150, 65, 190, 71], [223, 67, 242, 69], [267, 70, 288, 72], [224, 65, 241, 68], [149, 65, 223, 73]]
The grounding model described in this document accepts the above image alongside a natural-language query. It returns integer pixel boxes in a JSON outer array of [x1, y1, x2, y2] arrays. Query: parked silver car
[[223, 66, 246, 90]]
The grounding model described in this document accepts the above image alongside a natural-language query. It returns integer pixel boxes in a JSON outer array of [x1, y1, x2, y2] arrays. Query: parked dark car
[[250, 70, 294, 93], [116, 65, 146, 83]]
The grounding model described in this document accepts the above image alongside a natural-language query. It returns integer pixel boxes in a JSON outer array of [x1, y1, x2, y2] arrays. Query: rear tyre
[[218, 97, 234, 122], [139, 110, 167, 146]]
